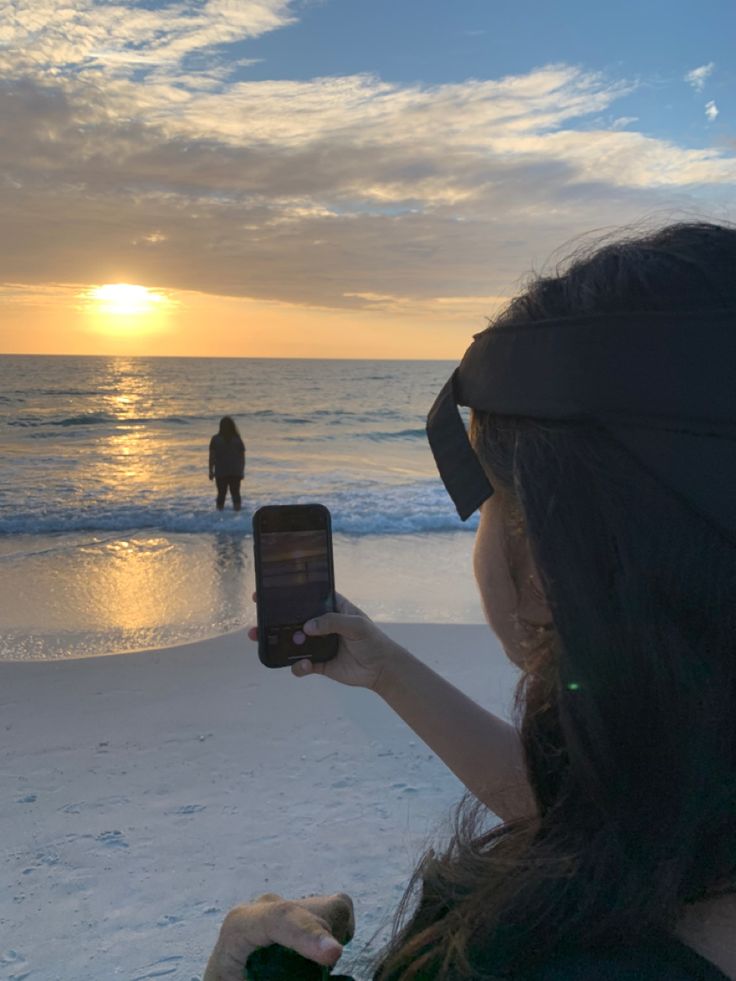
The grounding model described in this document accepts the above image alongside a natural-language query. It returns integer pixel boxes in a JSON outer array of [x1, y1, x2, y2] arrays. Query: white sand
[[0, 624, 520, 981]]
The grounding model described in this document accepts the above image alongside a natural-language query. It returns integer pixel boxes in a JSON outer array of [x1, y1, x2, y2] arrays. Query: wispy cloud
[[0, 0, 297, 73], [610, 116, 639, 129], [684, 62, 715, 92], [705, 100, 719, 122], [0, 2, 734, 313]]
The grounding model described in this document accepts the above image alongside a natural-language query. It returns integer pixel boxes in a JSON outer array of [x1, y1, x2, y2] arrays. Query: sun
[[82, 283, 175, 340], [89, 283, 168, 316]]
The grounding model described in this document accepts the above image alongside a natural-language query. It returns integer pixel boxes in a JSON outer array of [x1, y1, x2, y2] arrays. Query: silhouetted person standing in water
[[209, 416, 245, 511]]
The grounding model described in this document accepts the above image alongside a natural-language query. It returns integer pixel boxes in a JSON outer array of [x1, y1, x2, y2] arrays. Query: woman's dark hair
[[218, 415, 241, 442], [364, 222, 736, 979]]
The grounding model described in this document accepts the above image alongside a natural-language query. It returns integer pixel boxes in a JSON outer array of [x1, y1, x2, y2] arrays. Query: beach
[[1, 622, 520, 981], [0, 532, 485, 661], [0, 355, 483, 661], [0, 354, 515, 979], [4, 1, 734, 974]]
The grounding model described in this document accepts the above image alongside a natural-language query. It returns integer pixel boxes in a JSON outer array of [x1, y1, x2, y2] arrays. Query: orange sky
[[1, 283, 506, 359], [2, 6, 734, 360]]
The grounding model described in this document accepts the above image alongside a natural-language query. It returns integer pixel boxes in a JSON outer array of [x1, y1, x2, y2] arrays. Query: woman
[[209, 416, 246, 512], [204, 222, 736, 980]]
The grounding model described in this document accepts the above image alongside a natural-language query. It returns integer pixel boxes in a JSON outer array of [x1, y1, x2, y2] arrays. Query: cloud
[[705, 100, 719, 122], [0, 282, 83, 307], [0, 0, 297, 74], [684, 62, 715, 92], [610, 116, 639, 129], [0, 2, 734, 314]]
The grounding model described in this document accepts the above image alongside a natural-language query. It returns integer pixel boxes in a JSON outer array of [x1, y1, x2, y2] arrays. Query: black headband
[[426, 310, 736, 545]]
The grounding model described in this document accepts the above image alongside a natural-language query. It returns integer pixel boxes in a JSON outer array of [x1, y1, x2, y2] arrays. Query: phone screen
[[253, 504, 338, 667], [259, 528, 333, 625]]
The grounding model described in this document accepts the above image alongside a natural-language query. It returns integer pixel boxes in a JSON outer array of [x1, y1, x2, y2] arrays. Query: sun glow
[[90, 283, 168, 316], [83, 283, 175, 343]]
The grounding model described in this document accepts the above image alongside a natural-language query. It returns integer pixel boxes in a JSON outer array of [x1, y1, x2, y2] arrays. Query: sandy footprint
[[167, 804, 206, 816], [60, 795, 130, 813], [95, 829, 129, 848], [131, 954, 183, 979], [1, 947, 30, 981]]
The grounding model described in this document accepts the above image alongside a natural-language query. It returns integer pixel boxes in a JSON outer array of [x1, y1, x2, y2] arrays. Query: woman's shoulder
[[517, 936, 730, 981]]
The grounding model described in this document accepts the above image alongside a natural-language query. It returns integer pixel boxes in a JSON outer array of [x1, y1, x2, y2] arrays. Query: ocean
[[0, 355, 484, 659]]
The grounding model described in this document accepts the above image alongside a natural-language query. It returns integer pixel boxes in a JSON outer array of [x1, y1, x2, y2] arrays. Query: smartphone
[[252, 503, 339, 668]]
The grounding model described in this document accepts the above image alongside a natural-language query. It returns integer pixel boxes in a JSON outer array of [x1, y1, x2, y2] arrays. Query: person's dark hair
[[366, 222, 736, 979], [218, 415, 241, 442]]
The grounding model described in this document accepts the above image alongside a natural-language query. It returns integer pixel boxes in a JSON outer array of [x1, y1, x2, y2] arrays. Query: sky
[[0, 0, 734, 359]]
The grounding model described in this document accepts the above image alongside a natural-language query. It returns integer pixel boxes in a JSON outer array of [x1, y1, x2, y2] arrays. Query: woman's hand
[[248, 592, 409, 693], [204, 891, 354, 981]]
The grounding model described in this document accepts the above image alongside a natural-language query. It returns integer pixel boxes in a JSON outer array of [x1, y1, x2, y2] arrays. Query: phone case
[[252, 504, 339, 669]]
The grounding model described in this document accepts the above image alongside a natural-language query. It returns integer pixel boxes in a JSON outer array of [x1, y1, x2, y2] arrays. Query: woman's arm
[[297, 602, 537, 823], [374, 649, 536, 823]]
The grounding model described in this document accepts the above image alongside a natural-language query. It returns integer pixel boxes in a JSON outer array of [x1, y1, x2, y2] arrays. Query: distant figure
[[209, 416, 245, 511]]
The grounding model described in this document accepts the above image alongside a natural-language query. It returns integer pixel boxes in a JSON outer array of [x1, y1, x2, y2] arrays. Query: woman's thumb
[[314, 933, 344, 964], [303, 612, 369, 641], [302, 613, 340, 636]]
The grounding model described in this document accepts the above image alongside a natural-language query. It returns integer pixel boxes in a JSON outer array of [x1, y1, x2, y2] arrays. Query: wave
[[37, 389, 101, 397], [9, 412, 215, 430], [7, 408, 410, 431], [282, 426, 425, 444], [0, 496, 476, 538], [9, 412, 116, 428], [359, 427, 426, 441]]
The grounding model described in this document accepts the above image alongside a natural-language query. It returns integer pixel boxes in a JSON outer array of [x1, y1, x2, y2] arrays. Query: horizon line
[[0, 351, 458, 362]]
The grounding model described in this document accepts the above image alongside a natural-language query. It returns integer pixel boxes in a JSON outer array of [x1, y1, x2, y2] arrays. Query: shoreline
[[1, 622, 519, 980], [0, 531, 485, 661]]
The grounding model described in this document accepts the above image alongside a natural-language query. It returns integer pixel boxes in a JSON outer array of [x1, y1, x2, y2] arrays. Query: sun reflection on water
[[0, 533, 253, 649]]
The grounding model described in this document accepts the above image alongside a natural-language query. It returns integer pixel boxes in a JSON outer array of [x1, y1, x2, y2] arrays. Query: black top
[[246, 936, 729, 981], [519, 933, 730, 980], [209, 433, 245, 478], [242, 933, 731, 980]]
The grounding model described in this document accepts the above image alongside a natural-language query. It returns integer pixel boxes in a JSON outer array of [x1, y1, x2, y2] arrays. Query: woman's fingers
[[265, 903, 344, 964], [235, 901, 342, 959], [249, 893, 354, 942], [248, 590, 373, 649], [303, 612, 370, 641], [297, 893, 355, 944], [213, 896, 350, 981], [291, 658, 324, 677]]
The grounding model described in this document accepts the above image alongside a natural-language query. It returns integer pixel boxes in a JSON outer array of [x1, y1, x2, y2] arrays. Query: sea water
[[0, 355, 484, 658]]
